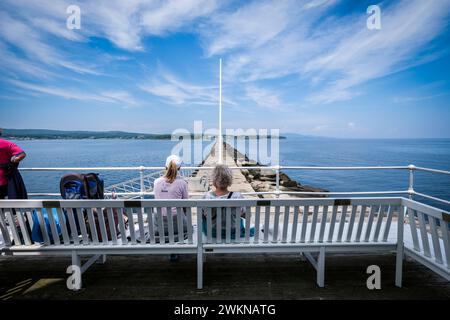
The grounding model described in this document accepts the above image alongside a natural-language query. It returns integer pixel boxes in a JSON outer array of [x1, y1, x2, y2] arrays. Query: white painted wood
[[317, 247, 325, 287], [226, 207, 232, 244], [373, 205, 385, 242], [355, 205, 367, 242], [216, 206, 222, 243], [407, 208, 420, 251], [318, 206, 328, 243], [186, 207, 193, 245], [263, 206, 270, 243], [291, 206, 299, 243], [441, 220, 450, 269], [6, 209, 21, 245], [0, 209, 12, 246], [309, 206, 318, 242], [272, 206, 280, 243], [206, 207, 212, 243], [176, 207, 184, 243], [156, 207, 164, 245], [125, 208, 136, 244], [35, 209, 51, 245], [364, 205, 377, 242], [346, 205, 357, 242], [254, 206, 261, 243], [146, 207, 155, 244], [86, 208, 99, 245], [327, 206, 338, 243], [74, 209, 88, 245], [116, 208, 127, 245], [282, 206, 289, 243], [137, 208, 145, 245], [417, 211, 431, 258], [337, 205, 348, 242], [106, 208, 118, 245], [96, 207, 108, 244], [382, 205, 394, 242], [244, 206, 251, 243], [56, 208, 70, 245], [16, 209, 31, 246], [395, 205, 404, 287], [428, 216, 443, 264], [301, 206, 309, 243], [166, 207, 175, 244]]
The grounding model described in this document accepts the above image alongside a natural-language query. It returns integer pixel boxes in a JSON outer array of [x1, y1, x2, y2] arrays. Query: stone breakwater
[[223, 143, 328, 198]]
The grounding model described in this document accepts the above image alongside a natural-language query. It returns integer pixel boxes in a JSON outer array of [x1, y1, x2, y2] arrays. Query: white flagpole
[[218, 58, 223, 164]]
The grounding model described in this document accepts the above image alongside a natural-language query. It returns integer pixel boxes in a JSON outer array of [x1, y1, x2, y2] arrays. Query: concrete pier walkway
[[186, 142, 258, 198]]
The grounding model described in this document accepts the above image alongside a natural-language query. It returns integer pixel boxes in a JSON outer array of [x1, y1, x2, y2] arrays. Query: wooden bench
[[0, 197, 448, 290]]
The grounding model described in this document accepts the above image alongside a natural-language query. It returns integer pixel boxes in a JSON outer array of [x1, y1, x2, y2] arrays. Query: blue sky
[[0, 0, 449, 138]]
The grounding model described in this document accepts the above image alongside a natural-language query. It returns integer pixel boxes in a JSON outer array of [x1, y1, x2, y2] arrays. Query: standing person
[[0, 138, 27, 199], [153, 155, 189, 261]]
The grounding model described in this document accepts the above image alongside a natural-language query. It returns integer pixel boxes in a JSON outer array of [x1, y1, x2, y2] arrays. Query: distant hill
[[0, 129, 285, 140], [0, 129, 173, 140]]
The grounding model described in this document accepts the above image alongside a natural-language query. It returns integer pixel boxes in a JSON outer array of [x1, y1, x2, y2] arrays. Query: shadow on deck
[[1, 253, 449, 300]]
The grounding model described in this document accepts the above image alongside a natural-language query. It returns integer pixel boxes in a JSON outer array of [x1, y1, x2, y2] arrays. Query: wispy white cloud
[[244, 85, 287, 111], [8, 79, 138, 107], [139, 68, 235, 107]]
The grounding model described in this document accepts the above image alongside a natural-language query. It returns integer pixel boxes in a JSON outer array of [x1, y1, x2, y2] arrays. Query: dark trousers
[[0, 185, 7, 199]]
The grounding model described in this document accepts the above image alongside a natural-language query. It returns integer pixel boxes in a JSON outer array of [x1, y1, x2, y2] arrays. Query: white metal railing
[[17, 164, 450, 206]]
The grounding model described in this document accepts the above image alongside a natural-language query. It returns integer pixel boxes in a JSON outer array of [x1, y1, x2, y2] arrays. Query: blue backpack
[[31, 208, 63, 243]]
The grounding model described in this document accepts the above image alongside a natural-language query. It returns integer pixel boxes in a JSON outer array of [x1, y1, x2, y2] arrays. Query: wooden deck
[[1, 253, 449, 300]]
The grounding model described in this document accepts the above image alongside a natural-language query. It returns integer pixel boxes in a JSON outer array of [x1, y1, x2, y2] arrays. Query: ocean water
[[11, 138, 450, 210]]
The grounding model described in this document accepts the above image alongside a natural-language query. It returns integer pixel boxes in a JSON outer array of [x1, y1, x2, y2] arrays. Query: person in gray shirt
[[202, 164, 254, 238]]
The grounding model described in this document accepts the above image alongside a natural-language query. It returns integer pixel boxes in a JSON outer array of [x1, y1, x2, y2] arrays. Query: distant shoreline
[[1, 129, 285, 140]]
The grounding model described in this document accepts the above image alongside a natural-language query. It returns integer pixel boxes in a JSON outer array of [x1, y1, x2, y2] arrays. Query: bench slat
[[290, 206, 299, 243], [428, 216, 443, 264], [0, 209, 12, 246], [300, 206, 309, 243], [117, 208, 127, 245], [309, 206, 318, 242], [417, 211, 431, 258], [282, 206, 289, 243], [244, 206, 251, 243], [346, 206, 357, 242], [327, 205, 338, 242], [6, 209, 21, 245], [337, 205, 348, 242], [107, 208, 118, 245], [125, 208, 136, 244], [137, 208, 146, 245], [441, 220, 450, 269], [75, 208, 89, 245], [206, 207, 212, 244], [272, 206, 280, 243], [216, 206, 222, 243], [16, 209, 31, 246], [318, 206, 328, 243], [186, 207, 193, 245], [166, 207, 175, 245], [44, 208, 60, 246], [355, 205, 367, 242], [36, 208, 51, 246], [146, 207, 155, 244], [373, 205, 386, 242], [364, 205, 377, 242], [176, 207, 184, 244], [226, 207, 231, 244], [235, 207, 241, 243], [96, 207, 109, 245], [263, 206, 270, 243], [156, 207, 164, 245], [382, 205, 394, 242], [407, 208, 420, 252], [56, 208, 70, 245], [254, 206, 261, 243], [86, 208, 99, 245]]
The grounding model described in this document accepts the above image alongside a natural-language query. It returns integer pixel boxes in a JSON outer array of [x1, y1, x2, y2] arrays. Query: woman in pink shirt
[[0, 139, 27, 199], [153, 155, 189, 260]]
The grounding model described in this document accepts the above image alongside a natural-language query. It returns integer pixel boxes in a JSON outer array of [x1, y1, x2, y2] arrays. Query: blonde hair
[[164, 160, 179, 183]]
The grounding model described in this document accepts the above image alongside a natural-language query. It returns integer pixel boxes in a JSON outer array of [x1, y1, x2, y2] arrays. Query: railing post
[[408, 164, 415, 200], [139, 166, 145, 199]]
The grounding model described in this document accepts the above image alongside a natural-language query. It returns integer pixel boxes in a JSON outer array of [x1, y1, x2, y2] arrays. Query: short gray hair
[[211, 164, 233, 189]]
